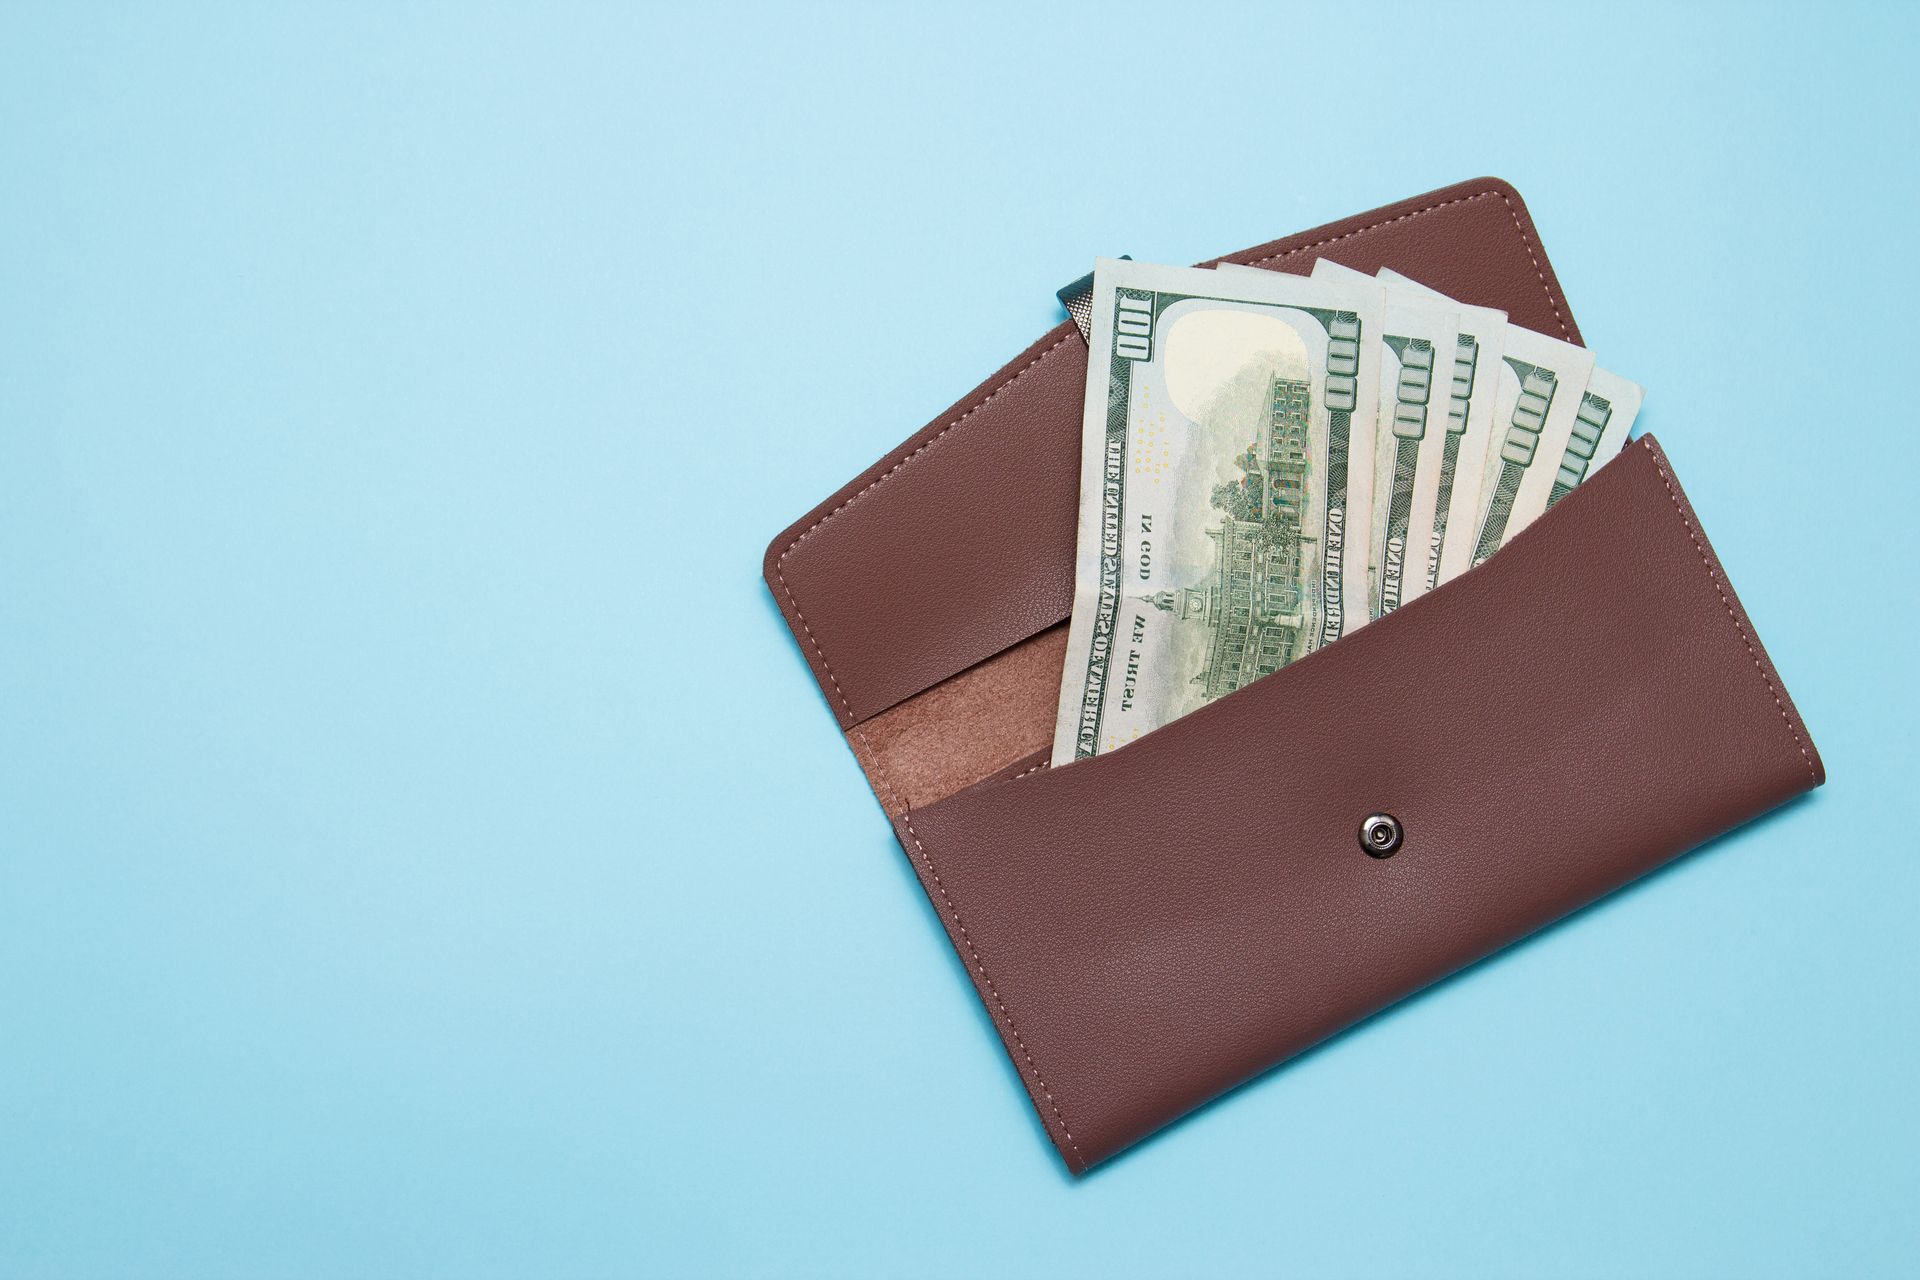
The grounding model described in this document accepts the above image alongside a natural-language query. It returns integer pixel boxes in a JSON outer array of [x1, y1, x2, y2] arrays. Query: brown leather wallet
[[763, 178, 1825, 1174]]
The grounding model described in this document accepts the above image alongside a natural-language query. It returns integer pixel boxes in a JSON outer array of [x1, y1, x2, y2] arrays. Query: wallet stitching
[[1243, 187, 1573, 341], [771, 332, 1079, 722], [1643, 438, 1818, 784], [772, 560, 859, 722], [898, 809, 1085, 1169], [774, 187, 1571, 730]]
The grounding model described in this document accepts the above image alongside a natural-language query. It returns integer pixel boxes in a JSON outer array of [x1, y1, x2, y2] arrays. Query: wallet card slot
[[890, 437, 1822, 1173]]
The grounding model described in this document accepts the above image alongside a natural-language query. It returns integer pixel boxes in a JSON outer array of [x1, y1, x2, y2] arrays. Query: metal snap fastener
[[1360, 813, 1403, 858]]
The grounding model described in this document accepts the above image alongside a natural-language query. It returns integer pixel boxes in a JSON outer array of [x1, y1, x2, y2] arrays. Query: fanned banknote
[[1050, 258, 1381, 764], [1447, 326, 1596, 576], [1379, 270, 1643, 574], [1375, 269, 1507, 597], [1548, 367, 1643, 509], [1307, 261, 1457, 615], [1219, 261, 1460, 615]]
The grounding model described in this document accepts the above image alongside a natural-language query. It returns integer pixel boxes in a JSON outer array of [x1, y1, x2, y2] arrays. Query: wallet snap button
[[1360, 813, 1403, 858]]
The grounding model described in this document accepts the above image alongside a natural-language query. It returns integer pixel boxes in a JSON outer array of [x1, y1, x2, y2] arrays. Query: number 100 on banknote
[[1050, 259, 1384, 765]]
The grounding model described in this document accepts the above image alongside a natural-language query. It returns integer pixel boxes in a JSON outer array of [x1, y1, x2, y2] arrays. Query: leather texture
[[895, 437, 1823, 1173], [763, 178, 1579, 732], [761, 179, 1824, 1174]]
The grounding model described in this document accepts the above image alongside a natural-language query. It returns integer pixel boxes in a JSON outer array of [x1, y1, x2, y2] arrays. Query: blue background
[[3, 3, 1915, 1276]]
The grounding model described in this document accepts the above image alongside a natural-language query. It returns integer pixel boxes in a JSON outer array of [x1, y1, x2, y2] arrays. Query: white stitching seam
[[1244, 188, 1572, 341], [898, 810, 1084, 1170], [1642, 438, 1817, 785], [771, 331, 1077, 724]]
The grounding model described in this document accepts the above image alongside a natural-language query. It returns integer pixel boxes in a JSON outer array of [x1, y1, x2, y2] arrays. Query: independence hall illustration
[[1148, 376, 1317, 699]]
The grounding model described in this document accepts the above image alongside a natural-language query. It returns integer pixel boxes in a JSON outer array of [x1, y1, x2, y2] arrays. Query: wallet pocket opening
[[890, 436, 1823, 1173], [843, 626, 1067, 817], [766, 179, 1588, 749]]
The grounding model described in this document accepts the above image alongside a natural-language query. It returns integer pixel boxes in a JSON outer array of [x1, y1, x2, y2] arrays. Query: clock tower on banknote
[[1146, 375, 1316, 700]]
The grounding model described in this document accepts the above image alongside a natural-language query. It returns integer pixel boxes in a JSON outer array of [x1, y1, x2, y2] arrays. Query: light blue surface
[[2, 3, 1915, 1276]]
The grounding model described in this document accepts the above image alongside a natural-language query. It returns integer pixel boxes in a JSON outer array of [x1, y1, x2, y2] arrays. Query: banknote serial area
[[1051, 258, 1641, 766]]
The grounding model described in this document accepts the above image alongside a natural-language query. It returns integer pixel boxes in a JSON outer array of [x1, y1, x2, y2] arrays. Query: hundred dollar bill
[[1308, 261, 1457, 615], [1050, 258, 1381, 764], [1547, 366, 1643, 509], [1446, 326, 1596, 576], [1375, 269, 1507, 596], [1221, 260, 1459, 615]]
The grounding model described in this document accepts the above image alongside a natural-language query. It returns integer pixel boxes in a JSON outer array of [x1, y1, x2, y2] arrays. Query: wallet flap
[[891, 437, 1823, 1173], [765, 178, 1581, 731]]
